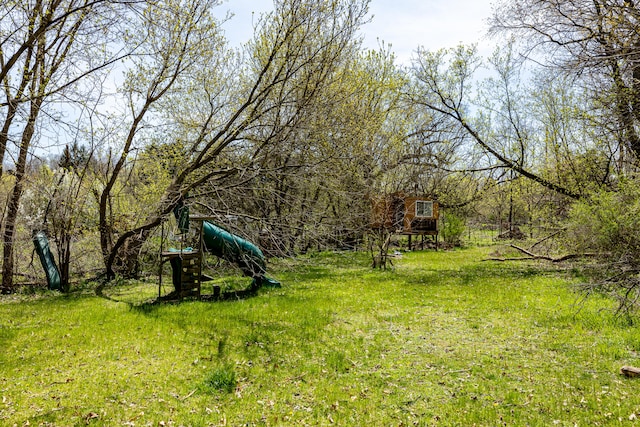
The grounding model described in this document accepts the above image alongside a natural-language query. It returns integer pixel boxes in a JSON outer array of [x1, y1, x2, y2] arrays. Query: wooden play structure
[[159, 215, 208, 300], [370, 192, 439, 250], [159, 209, 280, 301]]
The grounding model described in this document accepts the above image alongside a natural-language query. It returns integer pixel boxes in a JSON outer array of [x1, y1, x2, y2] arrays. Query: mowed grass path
[[1, 246, 640, 426]]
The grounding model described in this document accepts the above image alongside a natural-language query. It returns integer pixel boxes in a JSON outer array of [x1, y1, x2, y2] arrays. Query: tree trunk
[[1, 95, 42, 291], [0, 99, 19, 180], [109, 229, 148, 278], [105, 183, 182, 278], [58, 230, 71, 292]]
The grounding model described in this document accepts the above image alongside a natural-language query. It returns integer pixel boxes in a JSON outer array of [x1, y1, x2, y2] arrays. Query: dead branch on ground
[[485, 244, 601, 263], [528, 228, 566, 251]]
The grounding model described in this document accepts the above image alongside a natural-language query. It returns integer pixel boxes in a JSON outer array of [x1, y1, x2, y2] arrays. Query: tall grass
[[1, 246, 639, 425]]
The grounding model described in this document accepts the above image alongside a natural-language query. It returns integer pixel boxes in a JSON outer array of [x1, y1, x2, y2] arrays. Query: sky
[[220, 0, 496, 65]]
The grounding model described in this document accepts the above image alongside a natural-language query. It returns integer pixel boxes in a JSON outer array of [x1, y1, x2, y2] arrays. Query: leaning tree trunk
[[108, 230, 148, 278], [105, 184, 183, 278]]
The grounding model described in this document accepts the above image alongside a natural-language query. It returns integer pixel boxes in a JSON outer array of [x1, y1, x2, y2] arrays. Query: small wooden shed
[[402, 196, 438, 235], [370, 192, 439, 247]]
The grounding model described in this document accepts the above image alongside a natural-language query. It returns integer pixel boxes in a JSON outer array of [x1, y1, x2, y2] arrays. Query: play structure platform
[[161, 249, 202, 299]]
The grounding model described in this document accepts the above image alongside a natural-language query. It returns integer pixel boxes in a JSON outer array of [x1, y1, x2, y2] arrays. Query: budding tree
[[0, 0, 131, 291], [102, 0, 371, 277]]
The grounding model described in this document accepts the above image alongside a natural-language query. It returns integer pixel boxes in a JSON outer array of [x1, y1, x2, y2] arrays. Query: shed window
[[415, 200, 433, 218]]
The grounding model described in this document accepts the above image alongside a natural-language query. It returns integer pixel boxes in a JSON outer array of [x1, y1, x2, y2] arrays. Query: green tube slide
[[32, 231, 62, 291], [201, 221, 280, 287], [172, 201, 279, 288]]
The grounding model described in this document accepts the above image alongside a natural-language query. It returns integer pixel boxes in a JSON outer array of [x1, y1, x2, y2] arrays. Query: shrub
[[565, 179, 640, 313], [566, 179, 640, 265], [442, 212, 466, 246]]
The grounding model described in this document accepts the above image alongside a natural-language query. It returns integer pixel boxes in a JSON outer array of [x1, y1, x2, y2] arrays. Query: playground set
[[158, 206, 280, 300], [32, 204, 280, 300]]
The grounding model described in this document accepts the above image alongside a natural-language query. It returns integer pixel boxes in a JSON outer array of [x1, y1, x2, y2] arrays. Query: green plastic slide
[[172, 201, 279, 288], [32, 231, 62, 291], [201, 220, 280, 287]]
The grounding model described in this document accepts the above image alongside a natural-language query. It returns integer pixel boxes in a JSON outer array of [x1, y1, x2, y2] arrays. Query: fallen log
[[528, 228, 566, 251], [484, 245, 601, 263]]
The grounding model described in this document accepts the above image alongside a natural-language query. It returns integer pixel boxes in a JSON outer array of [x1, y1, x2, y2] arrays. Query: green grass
[[1, 246, 640, 426]]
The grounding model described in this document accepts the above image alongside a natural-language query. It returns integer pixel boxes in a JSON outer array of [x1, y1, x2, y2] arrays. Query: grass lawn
[[1, 245, 640, 426]]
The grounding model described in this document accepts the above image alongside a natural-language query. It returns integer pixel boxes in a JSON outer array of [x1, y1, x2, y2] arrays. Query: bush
[[565, 179, 640, 313], [566, 180, 640, 265], [442, 212, 466, 246]]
